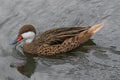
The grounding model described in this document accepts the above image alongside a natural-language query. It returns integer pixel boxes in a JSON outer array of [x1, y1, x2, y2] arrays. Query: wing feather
[[34, 27, 89, 45]]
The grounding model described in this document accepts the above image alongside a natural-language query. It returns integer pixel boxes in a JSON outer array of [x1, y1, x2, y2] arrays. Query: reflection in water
[[17, 54, 36, 78]]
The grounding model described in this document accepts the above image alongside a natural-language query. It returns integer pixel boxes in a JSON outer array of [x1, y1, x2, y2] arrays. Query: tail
[[87, 22, 105, 34]]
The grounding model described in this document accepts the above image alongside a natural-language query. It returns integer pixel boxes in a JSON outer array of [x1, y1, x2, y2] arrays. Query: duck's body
[[13, 23, 104, 56]]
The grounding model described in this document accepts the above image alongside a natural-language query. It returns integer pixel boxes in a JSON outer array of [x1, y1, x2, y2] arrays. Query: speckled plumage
[[17, 23, 104, 56]]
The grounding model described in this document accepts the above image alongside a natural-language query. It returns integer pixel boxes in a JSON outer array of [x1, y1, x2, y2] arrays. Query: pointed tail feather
[[88, 22, 105, 34]]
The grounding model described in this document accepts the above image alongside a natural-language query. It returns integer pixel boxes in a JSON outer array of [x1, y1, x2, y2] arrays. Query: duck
[[11, 22, 104, 56]]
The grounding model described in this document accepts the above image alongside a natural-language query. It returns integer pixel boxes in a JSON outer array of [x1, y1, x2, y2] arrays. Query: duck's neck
[[23, 39, 37, 54]]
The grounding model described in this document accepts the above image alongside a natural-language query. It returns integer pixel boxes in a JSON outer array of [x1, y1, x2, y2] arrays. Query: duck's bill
[[9, 35, 23, 45], [9, 40, 18, 45]]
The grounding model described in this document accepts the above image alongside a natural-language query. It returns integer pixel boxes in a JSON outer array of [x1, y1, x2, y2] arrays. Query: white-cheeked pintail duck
[[11, 22, 104, 56]]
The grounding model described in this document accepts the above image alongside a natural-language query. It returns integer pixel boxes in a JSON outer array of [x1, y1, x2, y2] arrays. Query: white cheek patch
[[21, 31, 35, 43], [22, 31, 35, 38]]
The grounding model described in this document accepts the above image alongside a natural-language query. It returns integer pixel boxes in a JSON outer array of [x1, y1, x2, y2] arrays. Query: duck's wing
[[34, 27, 89, 45]]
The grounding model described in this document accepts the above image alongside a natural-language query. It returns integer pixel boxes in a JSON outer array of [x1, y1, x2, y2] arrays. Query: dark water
[[0, 0, 120, 80]]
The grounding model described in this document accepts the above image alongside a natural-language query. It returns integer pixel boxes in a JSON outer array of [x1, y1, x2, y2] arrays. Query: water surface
[[0, 0, 120, 80]]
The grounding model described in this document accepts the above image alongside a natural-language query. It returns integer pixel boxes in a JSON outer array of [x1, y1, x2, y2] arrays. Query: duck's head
[[11, 24, 36, 45]]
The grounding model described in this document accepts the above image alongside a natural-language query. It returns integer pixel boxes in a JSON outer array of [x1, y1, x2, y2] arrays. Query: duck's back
[[34, 26, 89, 45]]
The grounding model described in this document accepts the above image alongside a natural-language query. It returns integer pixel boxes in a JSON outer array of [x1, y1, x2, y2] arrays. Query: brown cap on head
[[18, 24, 36, 36]]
